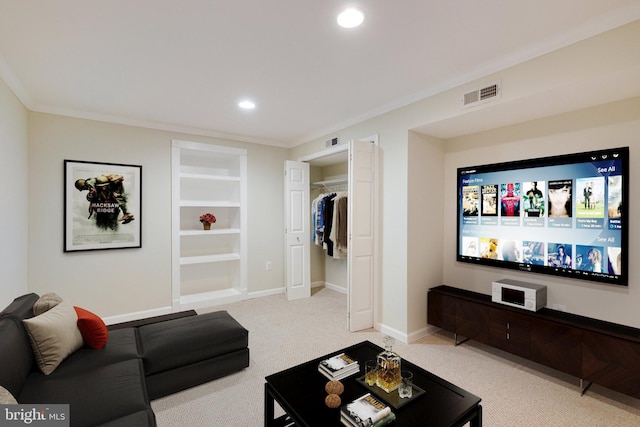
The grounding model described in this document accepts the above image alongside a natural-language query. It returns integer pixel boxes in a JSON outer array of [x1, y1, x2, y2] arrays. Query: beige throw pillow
[[33, 292, 63, 316], [23, 300, 84, 375], [0, 385, 17, 404]]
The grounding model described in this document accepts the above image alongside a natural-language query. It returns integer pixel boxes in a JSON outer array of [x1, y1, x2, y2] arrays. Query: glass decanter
[[376, 336, 401, 392]]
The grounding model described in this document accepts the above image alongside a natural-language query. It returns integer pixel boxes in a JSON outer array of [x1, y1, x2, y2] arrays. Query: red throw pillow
[[73, 306, 109, 349]]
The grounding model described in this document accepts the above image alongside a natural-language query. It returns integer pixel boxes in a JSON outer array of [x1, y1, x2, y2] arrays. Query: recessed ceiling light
[[337, 8, 364, 29], [238, 100, 256, 110]]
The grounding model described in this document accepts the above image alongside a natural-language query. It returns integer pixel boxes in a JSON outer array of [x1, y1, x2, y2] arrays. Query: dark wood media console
[[427, 285, 640, 399]]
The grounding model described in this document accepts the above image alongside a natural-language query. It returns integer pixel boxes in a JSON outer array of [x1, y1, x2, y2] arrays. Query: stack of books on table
[[340, 393, 396, 427], [318, 353, 360, 381]]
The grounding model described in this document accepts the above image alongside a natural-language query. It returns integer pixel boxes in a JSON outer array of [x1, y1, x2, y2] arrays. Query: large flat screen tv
[[457, 147, 628, 286]]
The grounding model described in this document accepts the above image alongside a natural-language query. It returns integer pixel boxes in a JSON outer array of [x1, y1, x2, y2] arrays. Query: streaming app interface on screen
[[458, 149, 626, 284]]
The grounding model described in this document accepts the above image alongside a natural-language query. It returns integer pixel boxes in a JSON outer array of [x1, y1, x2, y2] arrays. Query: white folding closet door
[[348, 139, 376, 331], [284, 160, 311, 300]]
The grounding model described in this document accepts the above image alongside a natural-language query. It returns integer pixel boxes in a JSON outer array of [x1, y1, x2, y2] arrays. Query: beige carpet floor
[[151, 287, 640, 426]]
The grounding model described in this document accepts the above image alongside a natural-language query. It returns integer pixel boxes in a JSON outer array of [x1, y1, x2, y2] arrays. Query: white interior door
[[348, 139, 377, 331], [284, 160, 311, 300]]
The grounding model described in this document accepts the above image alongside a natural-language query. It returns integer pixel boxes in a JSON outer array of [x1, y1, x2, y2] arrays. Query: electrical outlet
[[266, 261, 272, 271]]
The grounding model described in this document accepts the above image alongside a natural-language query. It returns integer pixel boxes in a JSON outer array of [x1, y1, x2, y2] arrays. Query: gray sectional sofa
[[0, 293, 249, 427]]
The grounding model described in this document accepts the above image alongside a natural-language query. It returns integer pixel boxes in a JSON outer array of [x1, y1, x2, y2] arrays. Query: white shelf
[[180, 253, 241, 265], [180, 173, 240, 181], [180, 228, 240, 236]]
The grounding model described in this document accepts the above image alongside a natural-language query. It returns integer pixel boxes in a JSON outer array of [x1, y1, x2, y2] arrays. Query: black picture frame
[[64, 160, 142, 252]]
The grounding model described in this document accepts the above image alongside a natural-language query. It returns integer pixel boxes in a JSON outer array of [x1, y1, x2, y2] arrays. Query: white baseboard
[[105, 289, 286, 324], [377, 322, 408, 344], [323, 281, 347, 294], [247, 287, 285, 299], [103, 306, 173, 326], [408, 326, 431, 343], [375, 323, 433, 344]]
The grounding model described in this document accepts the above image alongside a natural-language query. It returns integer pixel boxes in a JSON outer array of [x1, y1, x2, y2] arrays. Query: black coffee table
[[264, 340, 482, 426]]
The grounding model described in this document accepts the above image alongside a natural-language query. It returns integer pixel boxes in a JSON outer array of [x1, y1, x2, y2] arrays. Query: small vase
[[202, 222, 211, 230]]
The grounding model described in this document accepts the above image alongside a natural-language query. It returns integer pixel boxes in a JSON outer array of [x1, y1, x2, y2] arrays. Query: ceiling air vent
[[325, 137, 339, 147], [461, 81, 501, 108]]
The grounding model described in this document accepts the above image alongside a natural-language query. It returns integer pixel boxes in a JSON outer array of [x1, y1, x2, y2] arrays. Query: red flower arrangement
[[199, 213, 217, 224]]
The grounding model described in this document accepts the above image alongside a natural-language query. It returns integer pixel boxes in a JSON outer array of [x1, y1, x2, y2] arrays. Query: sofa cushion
[[0, 385, 18, 404], [0, 317, 35, 398], [145, 347, 249, 399], [22, 301, 84, 375], [51, 328, 141, 377], [33, 292, 63, 316], [19, 359, 153, 427], [74, 306, 109, 349], [137, 310, 248, 375], [107, 310, 196, 331]]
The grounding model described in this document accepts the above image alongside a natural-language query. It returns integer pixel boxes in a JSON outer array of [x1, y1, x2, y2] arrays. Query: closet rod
[[312, 178, 347, 186], [312, 177, 348, 192]]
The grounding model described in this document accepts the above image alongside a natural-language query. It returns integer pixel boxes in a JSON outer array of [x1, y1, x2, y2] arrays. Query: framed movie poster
[[64, 160, 142, 252]]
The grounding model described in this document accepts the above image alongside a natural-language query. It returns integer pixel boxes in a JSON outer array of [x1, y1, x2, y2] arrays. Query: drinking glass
[[364, 360, 377, 386], [398, 371, 413, 398]]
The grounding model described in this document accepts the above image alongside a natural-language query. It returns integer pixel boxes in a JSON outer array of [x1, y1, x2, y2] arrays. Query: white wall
[[0, 77, 28, 308], [407, 132, 445, 337], [28, 114, 171, 315], [443, 98, 640, 328], [27, 112, 288, 318], [244, 142, 290, 295]]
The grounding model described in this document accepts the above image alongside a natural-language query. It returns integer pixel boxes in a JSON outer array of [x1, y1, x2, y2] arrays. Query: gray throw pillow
[[33, 292, 63, 316]]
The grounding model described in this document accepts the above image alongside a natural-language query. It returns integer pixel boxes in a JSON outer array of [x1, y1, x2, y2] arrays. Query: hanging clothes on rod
[[312, 192, 334, 249], [323, 193, 336, 257], [311, 191, 348, 259], [312, 192, 332, 246], [330, 192, 348, 259]]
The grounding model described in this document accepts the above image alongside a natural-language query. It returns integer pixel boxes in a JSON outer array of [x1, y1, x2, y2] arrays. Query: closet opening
[[286, 137, 377, 331], [309, 153, 349, 297]]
